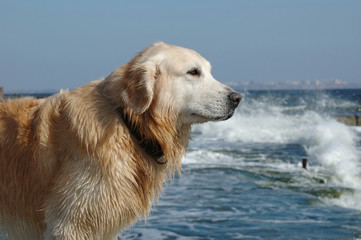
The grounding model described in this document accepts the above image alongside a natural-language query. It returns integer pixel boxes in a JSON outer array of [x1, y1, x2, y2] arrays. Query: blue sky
[[1, 0, 360, 92]]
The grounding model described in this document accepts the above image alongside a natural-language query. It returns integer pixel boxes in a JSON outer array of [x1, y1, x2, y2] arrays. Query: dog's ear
[[105, 60, 159, 115], [123, 61, 159, 114]]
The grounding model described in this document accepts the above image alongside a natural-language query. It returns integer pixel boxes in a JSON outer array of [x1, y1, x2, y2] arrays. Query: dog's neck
[[116, 107, 166, 164]]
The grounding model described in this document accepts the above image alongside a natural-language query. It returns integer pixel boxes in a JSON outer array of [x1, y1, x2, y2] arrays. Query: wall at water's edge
[[0, 87, 4, 102], [334, 115, 360, 126]]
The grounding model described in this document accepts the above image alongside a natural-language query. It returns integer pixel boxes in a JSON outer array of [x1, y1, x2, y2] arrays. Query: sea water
[[122, 89, 361, 239], [2, 89, 361, 239]]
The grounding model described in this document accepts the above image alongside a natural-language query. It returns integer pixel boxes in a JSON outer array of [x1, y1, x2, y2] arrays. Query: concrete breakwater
[[0, 87, 4, 102], [334, 115, 360, 126]]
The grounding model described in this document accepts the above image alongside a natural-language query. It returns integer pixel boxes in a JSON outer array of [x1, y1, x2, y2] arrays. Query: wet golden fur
[[0, 42, 239, 239]]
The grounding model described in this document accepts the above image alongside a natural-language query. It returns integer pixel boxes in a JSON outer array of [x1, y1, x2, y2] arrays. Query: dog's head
[[104, 42, 241, 125]]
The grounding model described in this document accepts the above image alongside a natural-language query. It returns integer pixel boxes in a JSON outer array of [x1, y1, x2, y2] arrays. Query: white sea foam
[[191, 93, 361, 210], [304, 121, 361, 189], [183, 149, 236, 165], [194, 110, 321, 144], [192, 94, 325, 144], [324, 191, 361, 211]]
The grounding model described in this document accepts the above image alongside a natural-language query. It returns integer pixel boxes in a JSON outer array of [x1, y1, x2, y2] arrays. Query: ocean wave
[[189, 90, 361, 211]]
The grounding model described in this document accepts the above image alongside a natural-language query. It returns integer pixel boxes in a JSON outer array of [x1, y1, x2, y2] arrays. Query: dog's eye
[[187, 68, 200, 76]]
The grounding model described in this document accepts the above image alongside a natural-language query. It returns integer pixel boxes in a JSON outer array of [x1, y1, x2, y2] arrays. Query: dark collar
[[116, 107, 166, 164]]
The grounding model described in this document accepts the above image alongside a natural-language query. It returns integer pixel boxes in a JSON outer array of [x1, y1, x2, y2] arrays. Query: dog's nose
[[228, 92, 242, 108]]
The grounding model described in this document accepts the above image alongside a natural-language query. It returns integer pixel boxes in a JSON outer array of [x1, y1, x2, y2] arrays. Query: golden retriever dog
[[0, 42, 241, 239]]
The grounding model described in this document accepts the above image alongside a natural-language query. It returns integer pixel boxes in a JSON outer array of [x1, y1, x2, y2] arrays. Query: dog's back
[[0, 98, 48, 239]]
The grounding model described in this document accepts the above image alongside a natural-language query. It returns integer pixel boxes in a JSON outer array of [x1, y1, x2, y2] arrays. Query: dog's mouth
[[224, 110, 235, 120], [191, 109, 235, 122], [116, 107, 166, 164]]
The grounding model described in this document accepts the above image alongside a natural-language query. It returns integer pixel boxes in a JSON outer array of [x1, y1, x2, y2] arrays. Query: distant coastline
[[224, 77, 361, 90]]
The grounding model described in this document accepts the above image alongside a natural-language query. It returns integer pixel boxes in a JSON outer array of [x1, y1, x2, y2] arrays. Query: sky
[[1, 0, 360, 92]]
